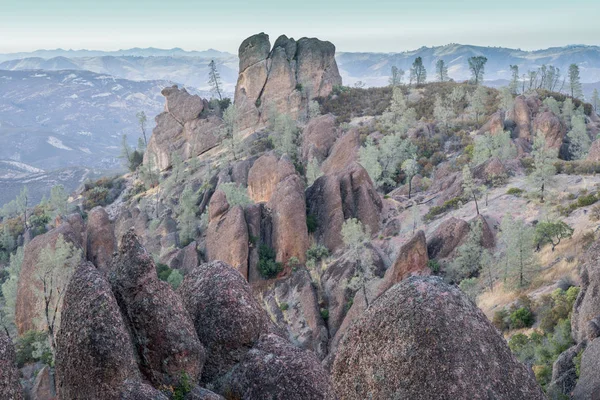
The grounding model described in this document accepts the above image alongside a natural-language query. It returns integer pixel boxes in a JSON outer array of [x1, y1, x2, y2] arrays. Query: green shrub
[[510, 307, 534, 329], [306, 244, 329, 263], [320, 308, 329, 320], [578, 193, 598, 207], [167, 269, 184, 290], [306, 214, 318, 233], [258, 244, 282, 279], [574, 348, 584, 377], [537, 287, 580, 334], [506, 187, 524, 196], [493, 309, 510, 332], [172, 371, 193, 400], [427, 259, 440, 274], [15, 330, 52, 367], [424, 197, 463, 221], [156, 263, 172, 282], [279, 302, 289, 311]]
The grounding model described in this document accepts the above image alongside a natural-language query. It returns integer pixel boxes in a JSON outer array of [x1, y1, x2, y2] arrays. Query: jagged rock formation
[[533, 111, 566, 149], [302, 114, 340, 163], [0, 330, 23, 400], [30, 365, 55, 400], [379, 230, 430, 293], [144, 85, 221, 170], [119, 380, 169, 400], [234, 33, 342, 132], [15, 217, 84, 335], [321, 129, 360, 175], [307, 162, 382, 251], [215, 334, 335, 400], [177, 261, 270, 384], [55, 261, 140, 399], [331, 276, 547, 399], [110, 231, 205, 387], [427, 217, 471, 259], [247, 153, 296, 203], [86, 206, 116, 274], [478, 110, 505, 134]]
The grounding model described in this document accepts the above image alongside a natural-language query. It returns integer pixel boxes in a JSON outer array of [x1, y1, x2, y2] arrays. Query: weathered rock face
[[0, 330, 23, 400], [478, 110, 505, 135], [215, 334, 334, 400], [587, 139, 600, 161], [145, 86, 221, 170], [573, 339, 600, 399], [16, 221, 84, 335], [512, 96, 533, 141], [331, 276, 546, 400], [86, 206, 116, 274], [306, 162, 382, 251], [427, 217, 471, 259], [234, 33, 342, 133], [571, 238, 600, 343], [119, 380, 169, 400], [476, 214, 495, 249], [379, 231, 429, 293], [30, 365, 55, 400], [247, 153, 295, 203], [548, 343, 585, 398], [263, 268, 328, 360], [267, 174, 309, 265], [533, 111, 566, 149], [302, 114, 339, 163], [177, 261, 270, 384], [321, 129, 360, 175], [206, 190, 249, 279], [110, 231, 205, 387], [55, 261, 139, 400], [429, 162, 463, 206], [184, 386, 225, 400]]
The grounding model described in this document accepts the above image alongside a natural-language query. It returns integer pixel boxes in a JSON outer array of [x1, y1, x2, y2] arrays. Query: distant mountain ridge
[[0, 47, 235, 61]]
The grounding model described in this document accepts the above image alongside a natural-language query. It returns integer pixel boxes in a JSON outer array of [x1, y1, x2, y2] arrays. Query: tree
[[359, 133, 416, 189], [308, 100, 321, 119], [35, 235, 82, 351], [543, 97, 561, 116], [16, 187, 28, 231], [208, 60, 223, 100], [389, 66, 404, 87], [447, 220, 489, 284], [436, 59, 449, 82], [498, 86, 515, 112], [562, 98, 575, 130], [500, 214, 536, 288], [468, 85, 488, 127], [219, 104, 242, 160], [270, 112, 299, 160], [529, 134, 558, 202], [120, 134, 132, 169], [136, 111, 148, 147], [592, 89, 599, 114], [472, 131, 516, 166], [49, 185, 69, 219], [341, 218, 373, 308], [401, 157, 419, 199], [408, 201, 421, 235], [535, 220, 574, 251], [509, 65, 520, 94], [433, 94, 455, 133], [359, 137, 383, 185], [567, 115, 590, 160], [468, 56, 487, 85], [0, 247, 24, 337], [462, 165, 480, 215], [306, 158, 323, 186], [449, 86, 466, 117], [177, 185, 198, 246], [219, 183, 253, 207], [139, 153, 160, 189], [410, 57, 426, 85], [568, 64, 583, 99]]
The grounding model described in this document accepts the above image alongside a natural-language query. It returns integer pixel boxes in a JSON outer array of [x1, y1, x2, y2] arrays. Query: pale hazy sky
[[0, 0, 598, 54]]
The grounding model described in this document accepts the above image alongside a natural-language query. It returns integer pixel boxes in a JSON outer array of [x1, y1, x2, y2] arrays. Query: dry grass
[[477, 283, 520, 319]]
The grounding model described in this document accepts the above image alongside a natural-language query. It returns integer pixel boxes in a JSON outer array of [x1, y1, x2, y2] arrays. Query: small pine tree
[[306, 158, 323, 186], [389, 66, 404, 87], [462, 165, 480, 216], [468, 56, 487, 85], [177, 185, 198, 246], [433, 94, 455, 133], [436, 59, 449, 82], [568, 63, 583, 99], [410, 57, 427, 85], [468, 85, 488, 127], [219, 105, 242, 160], [529, 134, 558, 202], [219, 183, 253, 207], [567, 114, 590, 160], [49, 185, 69, 219], [136, 111, 148, 147], [401, 157, 419, 199], [208, 60, 223, 100], [500, 214, 536, 288], [342, 219, 374, 308], [592, 89, 600, 114]]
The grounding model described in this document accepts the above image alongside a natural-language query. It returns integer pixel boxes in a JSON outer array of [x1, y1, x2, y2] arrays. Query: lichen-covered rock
[[30, 365, 55, 400], [263, 268, 328, 360], [16, 222, 84, 335], [267, 174, 309, 265], [206, 191, 249, 279], [533, 111, 566, 149], [55, 261, 139, 400], [571, 238, 600, 343], [573, 338, 600, 399], [321, 129, 360, 175], [179, 241, 200, 274], [184, 386, 225, 400], [379, 230, 429, 293], [547, 343, 585, 399], [512, 95, 533, 140], [331, 276, 546, 400], [86, 206, 116, 274], [302, 114, 339, 163], [306, 162, 382, 251], [110, 231, 205, 387], [478, 111, 505, 135], [587, 139, 600, 161], [119, 380, 169, 400], [247, 153, 295, 203], [427, 217, 471, 259], [177, 261, 270, 384], [215, 334, 334, 400], [0, 330, 23, 400]]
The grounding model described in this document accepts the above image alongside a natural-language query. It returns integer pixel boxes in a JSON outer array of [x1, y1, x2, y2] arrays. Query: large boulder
[[548, 343, 585, 399], [86, 206, 116, 274], [586, 139, 600, 161], [533, 111, 566, 149], [306, 162, 382, 251], [427, 217, 471, 259], [15, 221, 84, 335], [144, 86, 220, 170], [205, 190, 249, 279], [302, 114, 339, 163], [379, 230, 429, 293], [55, 261, 140, 400], [511, 95, 533, 141], [234, 33, 342, 133], [331, 276, 546, 399], [573, 338, 600, 399], [30, 365, 55, 400], [0, 330, 23, 399], [215, 334, 334, 400], [571, 238, 600, 343], [262, 268, 328, 360], [110, 231, 205, 387], [247, 153, 295, 203], [119, 380, 169, 400], [177, 261, 270, 384], [478, 110, 505, 135], [321, 129, 360, 175], [267, 175, 309, 265]]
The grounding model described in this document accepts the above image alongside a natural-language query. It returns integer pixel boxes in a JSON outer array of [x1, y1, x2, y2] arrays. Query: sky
[[0, 0, 598, 54]]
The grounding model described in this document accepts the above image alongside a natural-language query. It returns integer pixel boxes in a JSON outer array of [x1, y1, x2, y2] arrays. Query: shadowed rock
[[0, 330, 23, 399], [86, 206, 116, 274]]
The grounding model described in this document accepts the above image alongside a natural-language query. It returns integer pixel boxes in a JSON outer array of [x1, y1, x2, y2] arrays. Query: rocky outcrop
[[331, 276, 546, 399], [573, 339, 600, 399], [321, 129, 360, 175], [119, 380, 169, 400], [533, 111, 566, 149], [302, 114, 339, 163], [177, 261, 270, 384], [205, 190, 249, 278], [234, 33, 342, 133], [86, 206, 116, 274], [512, 96, 532, 141], [267, 174, 309, 265], [379, 230, 429, 293], [548, 343, 585, 398], [30, 365, 55, 400], [478, 111, 505, 135], [184, 387, 225, 400], [110, 231, 205, 387], [571, 238, 600, 343], [427, 217, 471, 259], [0, 330, 23, 400], [263, 268, 328, 360], [586, 139, 600, 161], [306, 162, 382, 251], [55, 261, 139, 400], [215, 334, 334, 400], [247, 153, 295, 203], [144, 86, 221, 170], [15, 221, 84, 335]]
